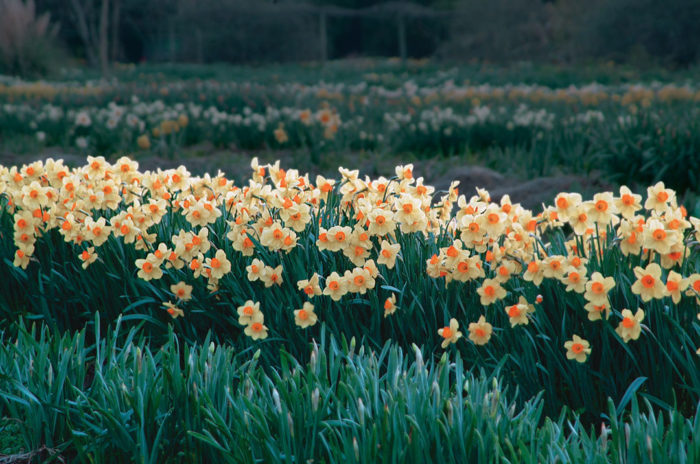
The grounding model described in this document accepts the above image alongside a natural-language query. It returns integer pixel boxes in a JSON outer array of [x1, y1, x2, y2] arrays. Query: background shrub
[[0, 0, 62, 77]]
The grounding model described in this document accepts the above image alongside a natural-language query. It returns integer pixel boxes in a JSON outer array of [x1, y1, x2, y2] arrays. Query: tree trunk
[[196, 27, 203, 63], [69, 0, 99, 67], [397, 14, 407, 63], [319, 10, 327, 63], [99, 0, 110, 76], [110, 0, 120, 62], [169, 17, 176, 63]]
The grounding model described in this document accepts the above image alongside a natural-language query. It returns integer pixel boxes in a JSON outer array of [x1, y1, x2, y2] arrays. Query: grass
[[1, 318, 698, 463], [51, 59, 700, 86]]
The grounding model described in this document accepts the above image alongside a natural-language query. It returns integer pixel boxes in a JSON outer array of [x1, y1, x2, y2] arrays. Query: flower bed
[[0, 157, 698, 420]]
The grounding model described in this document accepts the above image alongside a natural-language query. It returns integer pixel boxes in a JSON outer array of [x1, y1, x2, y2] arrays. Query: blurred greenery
[[3, 60, 700, 199]]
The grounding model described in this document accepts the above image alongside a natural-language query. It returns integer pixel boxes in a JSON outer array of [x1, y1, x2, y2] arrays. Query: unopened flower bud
[[357, 398, 365, 426], [312, 388, 320, 411], [287, 412, 294, 437], [272, 388, 282, 414], [412, 343, 423, 372]]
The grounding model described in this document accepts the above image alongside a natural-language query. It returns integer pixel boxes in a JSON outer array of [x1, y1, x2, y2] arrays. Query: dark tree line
[[23, 0, 700, 71]]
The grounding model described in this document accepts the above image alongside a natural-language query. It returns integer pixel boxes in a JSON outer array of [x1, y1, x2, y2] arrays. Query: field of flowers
[[3, 62, 700, 197], [0, 62, 699, 462]]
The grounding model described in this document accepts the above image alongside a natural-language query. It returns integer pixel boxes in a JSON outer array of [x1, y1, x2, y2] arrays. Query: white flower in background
[[75, 111, 92, 127], [36, 131, 46, 142], [473, 105, 492, 122], [76, 137, 88, 149], [109, 103, 125, 119], [189, 104, 202, 118], [126, 114, 140, 127], [107, 118, 118, 129], [48, 106, 62, 121]]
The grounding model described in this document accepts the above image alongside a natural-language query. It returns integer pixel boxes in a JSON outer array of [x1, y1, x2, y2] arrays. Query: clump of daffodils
[[1, 157, 699, 356]]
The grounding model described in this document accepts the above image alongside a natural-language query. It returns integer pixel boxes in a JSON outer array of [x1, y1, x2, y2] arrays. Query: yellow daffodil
[[377, 240, 401, 269], [170, 281, 193, 301], [563, 267, 588, 293], [297, 273, 323, 298], [163, 301, 184, 319], [631, 263, 665, 302], [645, 182, 675, 213], [615, 186, 642, 219], [583, 272, 615, 305], [468, 315, 492, 345], [642, 219, 680, 255], [564, 335, 591, 363], [476, 278, 507, 306], [438, 318, 462, 348], [205, 249, 232, 280], [294, 302, 318, 328], [584, 300, 611, 321], [664, 271, 689, 304], [260, 264, 284, 288], [588, 192, 616, 225], [615, 308, 645, 342], [237, 300, 262, 326], [323, 271, 347, 301], [244, 321, 269, 340], [505, 296, 533, 327], [383, 294, 398, 317], [135, 255, 163, 281]]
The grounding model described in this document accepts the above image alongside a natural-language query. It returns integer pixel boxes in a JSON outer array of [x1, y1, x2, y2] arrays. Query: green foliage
[[592, 111, 700, 194], [0, 320, 698, 463], [0, 417, 24, 455]]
